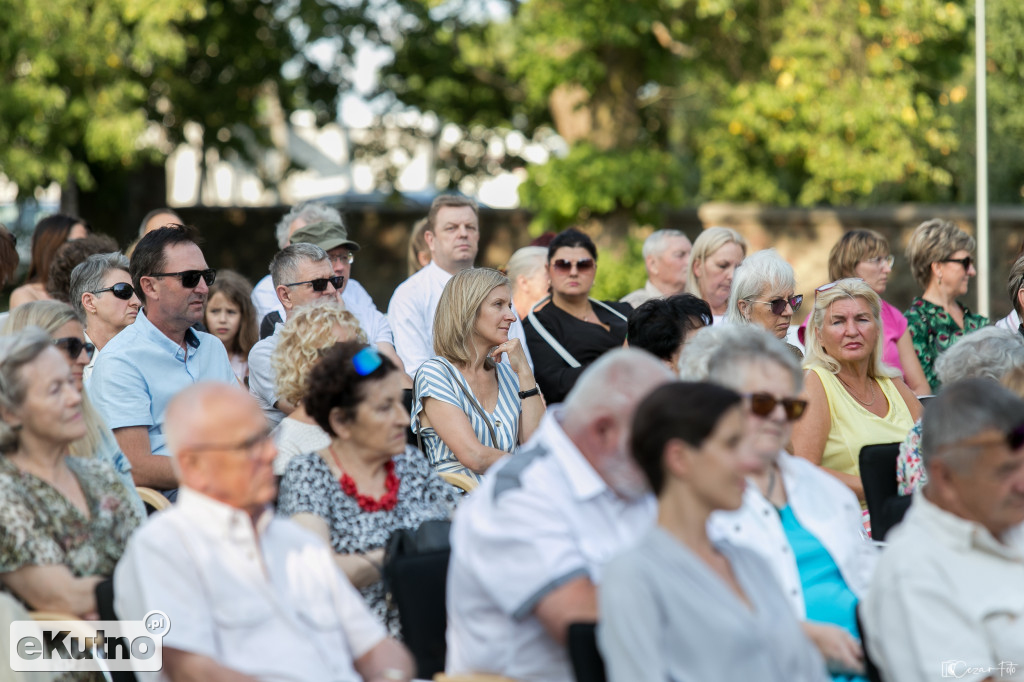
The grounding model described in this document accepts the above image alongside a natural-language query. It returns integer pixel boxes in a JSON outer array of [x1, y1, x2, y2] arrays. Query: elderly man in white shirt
[[619, 229, 692, 309], [862, 377, 1024, 682], [388, 194, 530, 376], [114, 382, 414, 682], [445, 349, 674, 682]]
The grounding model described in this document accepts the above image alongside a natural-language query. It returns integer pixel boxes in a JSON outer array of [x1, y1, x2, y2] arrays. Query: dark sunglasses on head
[[149, 269, 216, 288], [1009, 424, 1024, 451], [53, 337, 96, 361], [284, 275, 345, 292], [352, 346, 384, 376], [942, 256, 973, 270], [746, 392, 808, 421], [90, 282, 135, 300], [551, 258, 595, 273], [749, 295, 803, 316]]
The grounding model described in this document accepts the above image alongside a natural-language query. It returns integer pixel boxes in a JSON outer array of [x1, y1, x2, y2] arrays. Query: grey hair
[[562, 348, 676, 430], [934, 327, 1024, 385], [642, 229, 688, 260], [921, 377, 1024, 474], [506, 246, 547, 284], [0, 327, 54, 454], [726, 249, 796, 325], [270, 243, 329, 288], [677, 324, 803, 392], [275, 203, 343, 249], [69, 252, 130, 319]]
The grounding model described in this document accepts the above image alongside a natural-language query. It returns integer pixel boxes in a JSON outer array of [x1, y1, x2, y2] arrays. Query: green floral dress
[[904, 297, 988, 392], [0, 455, 142, 682]]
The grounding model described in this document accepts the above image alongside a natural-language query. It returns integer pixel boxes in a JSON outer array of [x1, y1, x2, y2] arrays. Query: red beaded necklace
[[330, 446, 400, 512]]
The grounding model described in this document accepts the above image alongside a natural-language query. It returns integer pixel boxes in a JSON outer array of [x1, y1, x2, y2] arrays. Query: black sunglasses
[[551, 258, 595, 273], [942, 256, 973, 270], [284, 275, 345, 292], [53, 337, 96, 361], [746, 392, 808, 421], [149, 269, 216, 288], [749, 295, 803, 316], [90, 282, 136, 300]]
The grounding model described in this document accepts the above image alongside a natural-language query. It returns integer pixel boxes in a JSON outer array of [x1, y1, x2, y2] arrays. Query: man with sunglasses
[[69, 251, 142, 381], [863, 378, 1024, 682], [388, 194, 531, 376], [87, 225, 237, 496], [248, 242, 341, 427]]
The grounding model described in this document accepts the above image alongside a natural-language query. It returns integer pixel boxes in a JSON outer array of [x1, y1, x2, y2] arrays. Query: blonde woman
[[904, 219, 988, 391], [271, 299, 366, 474], [791, 279, 921, 507], [4, 301, 144, 517], [687, 226, 748, 324], [413, 267, 545, 480]]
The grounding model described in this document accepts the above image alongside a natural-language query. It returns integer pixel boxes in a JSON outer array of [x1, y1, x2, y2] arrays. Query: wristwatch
[[518, 386, 541, 400]]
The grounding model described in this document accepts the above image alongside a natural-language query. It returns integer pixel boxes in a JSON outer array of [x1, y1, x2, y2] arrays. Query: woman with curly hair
[[270, 300, 365, 474]]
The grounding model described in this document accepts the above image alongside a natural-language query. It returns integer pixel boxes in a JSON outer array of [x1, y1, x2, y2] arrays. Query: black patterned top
[[277, 446, 458, 636]]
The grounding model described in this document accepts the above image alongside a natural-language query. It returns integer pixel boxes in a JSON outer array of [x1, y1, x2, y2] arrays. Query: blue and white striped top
[[412, 357, 522, 481]]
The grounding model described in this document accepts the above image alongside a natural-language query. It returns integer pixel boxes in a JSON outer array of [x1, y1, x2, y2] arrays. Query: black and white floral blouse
[[277, 445, 458, 636]]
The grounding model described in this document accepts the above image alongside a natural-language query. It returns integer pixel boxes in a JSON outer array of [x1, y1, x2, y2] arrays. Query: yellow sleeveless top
[[811, 366, 915, 482]]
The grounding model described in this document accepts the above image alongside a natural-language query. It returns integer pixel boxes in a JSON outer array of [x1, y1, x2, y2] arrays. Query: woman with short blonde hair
[[687, 226, 748, 323], [414, 267, 545, 480], [792, 279, 921, 510], [271, 300, 366, 474], [903, 219, 987, 390]]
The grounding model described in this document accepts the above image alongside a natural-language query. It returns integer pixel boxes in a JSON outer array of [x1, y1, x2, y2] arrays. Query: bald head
[[167, 382, 277, 516]]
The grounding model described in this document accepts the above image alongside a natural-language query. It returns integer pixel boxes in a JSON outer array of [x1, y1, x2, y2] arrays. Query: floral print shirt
[[904, 298, 988, 391], [896, 419, 926, 496]]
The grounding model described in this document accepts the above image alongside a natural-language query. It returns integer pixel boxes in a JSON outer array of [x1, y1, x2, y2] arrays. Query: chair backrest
[[439, 471, 479, 494], [858, 442, 910, 541], [135, 487, 171, 515], [566, 622, 606, 682], [383, 521, 452, 679]]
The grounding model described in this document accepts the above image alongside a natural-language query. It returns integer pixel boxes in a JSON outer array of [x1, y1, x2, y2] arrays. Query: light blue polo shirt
[[86, 310, 237, 457]]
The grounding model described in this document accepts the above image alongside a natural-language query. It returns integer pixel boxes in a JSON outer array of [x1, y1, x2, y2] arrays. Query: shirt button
[[791, 589, 799, 596], [734, 525, 741, 533], [781, 545, 789, 553], [763, 509, 771, 516]]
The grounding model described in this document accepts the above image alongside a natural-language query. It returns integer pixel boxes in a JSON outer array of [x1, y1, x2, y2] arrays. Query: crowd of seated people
[[1, 201, 1022, 682]]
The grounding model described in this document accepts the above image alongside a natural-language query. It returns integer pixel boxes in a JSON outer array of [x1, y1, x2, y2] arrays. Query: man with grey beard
[[444, 348, 674, 682]]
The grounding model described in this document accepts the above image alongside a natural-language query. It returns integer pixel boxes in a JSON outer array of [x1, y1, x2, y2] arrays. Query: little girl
[[204, 270, 258, 385]]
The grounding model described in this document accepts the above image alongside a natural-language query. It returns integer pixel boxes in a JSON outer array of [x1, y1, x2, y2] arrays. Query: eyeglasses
[[329, 252, 355, 266], [53, 337, 96, 361], [551, 258, 595, 273], [864, 255, 895, 269], [187, 426, 274, 459], [814, 278, 864, 299], [90, 282, 136, 300], [149, 269, 216, 288], [748, 295, 803, 316], [284, 275, 345, 292], [942, 256, 974, 270], [352, 346, 383, 376], [746, 392, 808, 421]]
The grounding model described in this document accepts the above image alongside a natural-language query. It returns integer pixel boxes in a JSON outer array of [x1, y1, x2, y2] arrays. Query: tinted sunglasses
[[551, 258, 595, 273], [54, 337, 96, 361], [284, 275, 345, 292], [942, 256, 973, 270], [150, 269, 216, 288], [746, 392, 808, 421], [749, 295, 803, 316], [352, 346, 383, 376], [90, 282, 135, 300]]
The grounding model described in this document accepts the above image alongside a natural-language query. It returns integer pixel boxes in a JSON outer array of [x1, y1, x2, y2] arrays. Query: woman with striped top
[[413, 268, 546, 480]]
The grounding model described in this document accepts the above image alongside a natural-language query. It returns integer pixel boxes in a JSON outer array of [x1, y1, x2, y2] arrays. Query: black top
[[524, 299, 632, 404]]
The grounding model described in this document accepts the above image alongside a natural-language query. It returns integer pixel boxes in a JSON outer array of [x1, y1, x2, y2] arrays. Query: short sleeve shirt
[[87, 310, 237, 456]]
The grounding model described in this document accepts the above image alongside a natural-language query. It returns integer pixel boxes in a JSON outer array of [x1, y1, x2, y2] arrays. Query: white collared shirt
[[709, 452, 876, 618], [862, 492, 1024, 682], [445, 407, 655, 682], [114, 488, 386, 682], [388, 262, 531, 377], [618, 279, 666, 309]]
